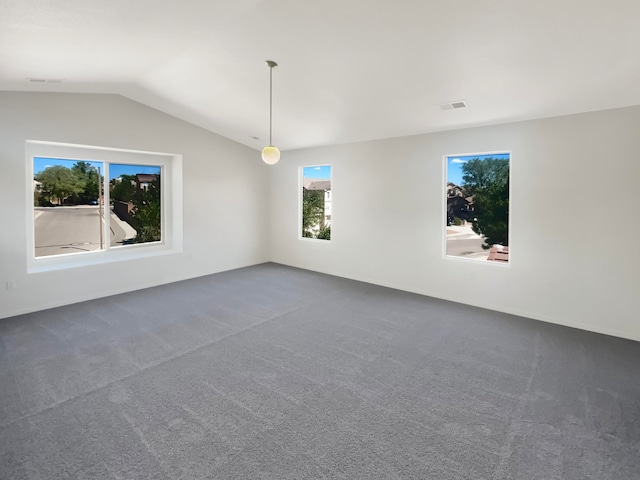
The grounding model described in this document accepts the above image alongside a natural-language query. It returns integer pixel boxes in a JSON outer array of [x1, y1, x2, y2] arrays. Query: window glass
[[109, 164, 162, 247], [301, 165, 332, 241], [34, 158, 105, 257], [446, 153, 510, 262], [34, 159, 163, 257]]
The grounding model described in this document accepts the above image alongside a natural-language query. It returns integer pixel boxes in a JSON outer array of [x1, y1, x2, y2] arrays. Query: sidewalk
[[110, 212, 137, 241], [446, 223, 480, 238]]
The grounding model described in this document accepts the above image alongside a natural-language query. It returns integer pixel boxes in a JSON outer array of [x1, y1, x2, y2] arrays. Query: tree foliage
[[110, 174, 136, 202], [301, 189, 325, 238], [71, 161, 100, 201], [35, 165, 85, 205], [461, 157, 509, 249], [130, 177, 161, 243], [317, 224, 331, 240]]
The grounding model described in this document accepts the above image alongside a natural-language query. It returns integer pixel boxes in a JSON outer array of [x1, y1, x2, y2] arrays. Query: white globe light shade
[[261, 146, 281, 165]]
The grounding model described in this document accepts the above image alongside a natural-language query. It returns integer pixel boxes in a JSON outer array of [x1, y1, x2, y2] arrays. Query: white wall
[[3, 92, 638, 341], [0, 92, 270, 318], [269, 106, 640, 341]]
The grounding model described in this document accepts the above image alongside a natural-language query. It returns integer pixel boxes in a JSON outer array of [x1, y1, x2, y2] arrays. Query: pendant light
[[261, 60, 280, 165]]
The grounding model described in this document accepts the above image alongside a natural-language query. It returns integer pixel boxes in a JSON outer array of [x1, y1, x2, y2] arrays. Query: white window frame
[[26, 140, 183, 272], [299, 164, 332, 242], [443, 150, 511, 265]]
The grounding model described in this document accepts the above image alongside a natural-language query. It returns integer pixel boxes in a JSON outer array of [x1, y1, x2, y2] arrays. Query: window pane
[[301, 165, 331, 241], [110, 164, 162, 246], [445, 153, 510, 262], [34, 158, 105, 257]]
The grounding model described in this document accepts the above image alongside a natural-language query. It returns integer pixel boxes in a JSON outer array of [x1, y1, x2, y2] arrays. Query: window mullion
[[103, 163, 110, 252]]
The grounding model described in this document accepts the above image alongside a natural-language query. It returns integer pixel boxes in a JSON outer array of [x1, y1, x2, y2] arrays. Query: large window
[[445, 152, 510, 263], [27, 141, 182, 271], [300, 165, 332, 241]]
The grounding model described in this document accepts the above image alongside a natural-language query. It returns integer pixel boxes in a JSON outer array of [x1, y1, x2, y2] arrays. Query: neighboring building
[[446, 182, 474, 223], [303, 178, 331, 227], [135, 173, 157, 192]]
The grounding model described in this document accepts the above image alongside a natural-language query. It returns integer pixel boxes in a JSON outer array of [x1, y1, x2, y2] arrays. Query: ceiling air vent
[[440, 100, 468, 111], [27, 78, 64, 83]]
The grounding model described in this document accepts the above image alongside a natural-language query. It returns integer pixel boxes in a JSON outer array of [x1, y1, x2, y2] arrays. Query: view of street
[[446, 153, 509, 262], [35, 205, 484, 259], [446, 223, 489, 260], [34, 206, 131, 257]]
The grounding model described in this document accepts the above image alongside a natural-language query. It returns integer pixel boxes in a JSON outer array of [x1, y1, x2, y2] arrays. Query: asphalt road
[[446, 237, 488, 258], [34, 206, 127, 257], [446, 224, 490, 260]]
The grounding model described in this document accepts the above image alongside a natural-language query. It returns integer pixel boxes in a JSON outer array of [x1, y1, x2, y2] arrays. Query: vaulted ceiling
[[2, 0, 639, 151]]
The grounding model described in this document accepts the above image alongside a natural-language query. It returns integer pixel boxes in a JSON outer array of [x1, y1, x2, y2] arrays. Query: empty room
[[1, 1, 639, 479]]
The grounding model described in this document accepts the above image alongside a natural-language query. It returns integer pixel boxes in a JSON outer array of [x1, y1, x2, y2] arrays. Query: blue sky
[[447, 153, 509, 186], [302, 165, 331, 179], [34, 157, 160, 180]]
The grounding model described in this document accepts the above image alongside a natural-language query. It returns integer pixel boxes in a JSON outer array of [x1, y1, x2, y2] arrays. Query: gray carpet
[[1, 263, 639, 479]]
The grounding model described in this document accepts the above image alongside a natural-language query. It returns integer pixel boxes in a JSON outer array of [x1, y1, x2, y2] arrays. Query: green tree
[[461, 157, 509, 249], [317, 224, 331, 240], [35, 165, 85, 205], [71, 161, 100, 201], [110, 174, 136, 202], [130, 177, 161, 243], [301, 189, 325, 238]]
